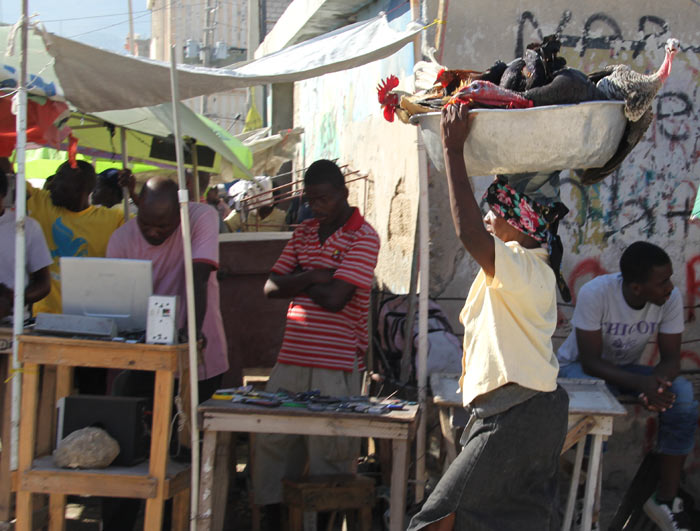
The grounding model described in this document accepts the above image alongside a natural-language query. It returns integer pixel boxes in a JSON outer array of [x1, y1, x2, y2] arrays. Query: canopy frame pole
[[411, 0, 430, 505], [10, 0, 29, 472], [191, 140, 200, 202], [168, 45, 200, 531], [120, 128, 130, 221]]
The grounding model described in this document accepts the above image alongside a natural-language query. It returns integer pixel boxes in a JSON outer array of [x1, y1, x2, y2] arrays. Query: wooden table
[[14, 334, 191, 531], [430, 374, 626, 531], [196, 399, 420, 531]]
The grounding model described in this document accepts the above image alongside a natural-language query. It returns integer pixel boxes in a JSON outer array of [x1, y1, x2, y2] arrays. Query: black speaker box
[[57, 395, 151, 466]]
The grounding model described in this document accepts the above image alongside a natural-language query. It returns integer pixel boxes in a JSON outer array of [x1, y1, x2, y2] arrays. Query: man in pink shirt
[[107, 176, 228, 394], [102, 176, 228, 530]]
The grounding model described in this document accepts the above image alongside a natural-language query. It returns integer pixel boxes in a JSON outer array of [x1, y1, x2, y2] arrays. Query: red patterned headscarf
[[484, 178, 571, 301]]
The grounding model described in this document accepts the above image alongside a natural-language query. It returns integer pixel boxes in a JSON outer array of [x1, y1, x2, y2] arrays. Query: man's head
[[205, 186, 219, 206], [49, 160, 97, 212], [620, 241, 674, 306], [91, 168, 123, 208], [137, 177, 180, 246], [303, 160, 349, 227]]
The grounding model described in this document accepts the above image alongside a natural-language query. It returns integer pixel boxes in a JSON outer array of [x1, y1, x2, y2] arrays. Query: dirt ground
[[10, 426, 696, 530], [52, 431, 634, 531]]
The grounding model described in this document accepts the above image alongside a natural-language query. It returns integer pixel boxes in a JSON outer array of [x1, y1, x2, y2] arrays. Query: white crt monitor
[[60, 257, 153, 333]]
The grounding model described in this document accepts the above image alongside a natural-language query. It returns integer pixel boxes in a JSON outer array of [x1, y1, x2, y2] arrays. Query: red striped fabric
[[271, 208, 379, 372]]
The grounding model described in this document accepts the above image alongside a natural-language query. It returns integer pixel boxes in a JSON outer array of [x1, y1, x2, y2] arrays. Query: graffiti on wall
[[506, 9, 700, 274]]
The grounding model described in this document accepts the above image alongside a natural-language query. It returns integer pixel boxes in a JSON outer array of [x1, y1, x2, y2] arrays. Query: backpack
[[376, 294, 462, 384]]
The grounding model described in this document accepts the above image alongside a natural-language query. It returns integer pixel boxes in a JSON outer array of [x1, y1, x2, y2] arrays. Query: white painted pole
[[415, 128, 430, 504], [410, 0, 429, 504], [168, 46, 200, 531], [10, 1, 29, 472]]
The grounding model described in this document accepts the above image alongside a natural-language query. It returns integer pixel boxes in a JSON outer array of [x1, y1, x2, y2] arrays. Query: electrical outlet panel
[[146, 295, 178, 345]]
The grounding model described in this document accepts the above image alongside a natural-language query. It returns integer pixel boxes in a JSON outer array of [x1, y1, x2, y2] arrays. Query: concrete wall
[[150, 0, 290, 134], [293, 5, 422, 293], [426, 0, 700, 493], [289, 0, 700, 493]]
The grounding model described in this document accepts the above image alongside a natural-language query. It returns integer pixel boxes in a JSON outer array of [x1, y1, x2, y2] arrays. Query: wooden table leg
[[0, 355, 12, 523], [197, 430, 219, 531], [16, 362, 40, 531], [172, 487, 191, 531], [48, 494, 66, 531], [144, 369, 174, 531], [389, 438, 409, 531], [562, 438, 585, 531], [582, 434, 603, 531], [437, 406, 457, 473]]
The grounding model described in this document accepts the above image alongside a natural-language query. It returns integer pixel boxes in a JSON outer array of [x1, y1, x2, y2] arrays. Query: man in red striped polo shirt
[[253, 159, 380, 521]]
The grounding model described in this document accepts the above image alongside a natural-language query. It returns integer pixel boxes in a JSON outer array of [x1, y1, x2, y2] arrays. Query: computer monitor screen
[[60, 257, 153, 333]]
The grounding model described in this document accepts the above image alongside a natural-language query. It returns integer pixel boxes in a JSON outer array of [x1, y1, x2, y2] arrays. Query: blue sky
[[1, 1, 151, 53]]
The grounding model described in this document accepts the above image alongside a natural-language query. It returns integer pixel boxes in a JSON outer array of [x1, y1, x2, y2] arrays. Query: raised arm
[[441, 104, 495, 276]]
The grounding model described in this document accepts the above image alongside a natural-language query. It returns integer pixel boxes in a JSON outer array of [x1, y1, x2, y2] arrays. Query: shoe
[[643, 495, 692, 531]]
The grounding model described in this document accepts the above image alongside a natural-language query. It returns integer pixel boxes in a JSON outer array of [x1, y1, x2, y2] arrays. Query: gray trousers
[[408, 386, 569, 531], [252, 362, 362, 506]]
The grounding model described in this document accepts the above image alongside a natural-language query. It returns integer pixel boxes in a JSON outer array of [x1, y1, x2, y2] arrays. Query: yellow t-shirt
[[27, 186, 126, 314], [224, 207, 287, 232], [459, 237, 559, 406]]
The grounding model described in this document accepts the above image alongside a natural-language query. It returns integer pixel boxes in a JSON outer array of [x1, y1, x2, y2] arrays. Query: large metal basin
[[411, 101, 626, 176]]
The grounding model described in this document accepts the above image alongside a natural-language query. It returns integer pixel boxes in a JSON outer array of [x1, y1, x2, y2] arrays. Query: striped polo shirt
[[271, 208, 379, 371]]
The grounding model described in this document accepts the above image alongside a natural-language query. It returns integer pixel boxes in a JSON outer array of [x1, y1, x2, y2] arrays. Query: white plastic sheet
[[0, 14, 423, 112]]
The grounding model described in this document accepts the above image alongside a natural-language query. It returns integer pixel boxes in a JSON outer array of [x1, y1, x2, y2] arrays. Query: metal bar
[[168, 45, 201, 531], [11, 0, 29, 472]]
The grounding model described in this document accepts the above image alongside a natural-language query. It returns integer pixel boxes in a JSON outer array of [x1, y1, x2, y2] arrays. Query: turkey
[[592, 38, 680, 121]]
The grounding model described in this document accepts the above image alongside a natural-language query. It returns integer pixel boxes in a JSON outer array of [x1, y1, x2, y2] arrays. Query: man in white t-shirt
[[558, 241, 698, 531], [0, 167, 52, 320]]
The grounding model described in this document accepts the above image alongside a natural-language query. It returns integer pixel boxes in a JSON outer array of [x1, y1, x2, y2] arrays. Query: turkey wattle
[[593, 38, 680, 122]]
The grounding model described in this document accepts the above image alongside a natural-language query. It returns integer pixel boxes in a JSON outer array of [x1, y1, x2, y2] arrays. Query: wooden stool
[[283, 474, 374, 531]]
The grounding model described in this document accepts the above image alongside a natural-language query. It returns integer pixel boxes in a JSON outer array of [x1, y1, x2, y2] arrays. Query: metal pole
[[200, 0, 214, 115], [120, 128, 130, 221], [169, 46, 200, 531], [410, 0, 429, 504], [191, 141, 200, 202], [400, 223, 420, 384], [415, 128, 430, 504], [127, 0, 136, 56], [10, 0, 29, 472]]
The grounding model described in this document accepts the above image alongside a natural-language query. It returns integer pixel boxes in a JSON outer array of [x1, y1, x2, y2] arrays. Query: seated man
[[558, 241, 698, 531], [0, 167, 52, 320], [107, 176, 229, 397], [253, 159, 379, 523]]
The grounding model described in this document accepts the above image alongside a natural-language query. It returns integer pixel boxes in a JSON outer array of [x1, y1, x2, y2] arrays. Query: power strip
[[146, 295, 178, 345]]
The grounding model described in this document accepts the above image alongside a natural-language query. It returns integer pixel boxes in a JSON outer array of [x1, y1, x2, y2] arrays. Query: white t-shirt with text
[[557, 273, 684, 367], [0, 209, 53, 290]]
